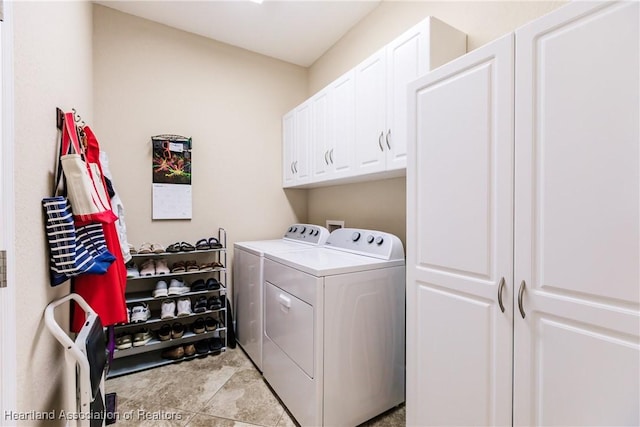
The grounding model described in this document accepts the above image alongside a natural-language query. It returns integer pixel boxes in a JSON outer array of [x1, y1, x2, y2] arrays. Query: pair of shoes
[[139, 259, 170, 276], [161, 346, 184, 360], [161, 298, 192, 319], [198, 261, 224, 271], [154, 279, 189, 297], [194, 338, 223, 354], [133, 329, 153, 347], [138, 242, 165, 254], [170, 261, 186, 273], [166, 242, 196, 253], [157, 323, 184, 340], [130, 303, 150, 323], [195, 237, 223, 250]]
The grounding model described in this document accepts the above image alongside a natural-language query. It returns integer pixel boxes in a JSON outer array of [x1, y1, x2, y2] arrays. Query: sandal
[[138, 242, 154, 254], [199, 262, 214, 272], [180, 241, 196, 252], [195, 239, 210, 250], [206, 278, 221, 290], [185, 260, 199, 272], [166, 242, 181, 253], [170, 261, 186, 273], [151, 243, 165, 254], [208, 237, 223, 249]]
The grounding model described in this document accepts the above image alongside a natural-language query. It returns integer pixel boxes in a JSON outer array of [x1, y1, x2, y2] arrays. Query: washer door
[[265, 282, 314, 377]]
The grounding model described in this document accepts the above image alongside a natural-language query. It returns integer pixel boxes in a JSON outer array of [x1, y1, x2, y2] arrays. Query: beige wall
[[92, 6, 308, 258], [13, 1, 94, 422], [307, 0, 566, 245]]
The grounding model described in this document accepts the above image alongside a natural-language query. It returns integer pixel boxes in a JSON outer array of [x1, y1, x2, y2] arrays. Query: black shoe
[[191, 279, 206, 292], [193, 318, 206, 334], [208, 296, 222, 310], [158, 324, 171, 341], [205, 317, 218, 332], [208, 337, 223, 352], [206, 278, 221, 290], [195, 340, 209, 355], [193, 296, 208, 313]]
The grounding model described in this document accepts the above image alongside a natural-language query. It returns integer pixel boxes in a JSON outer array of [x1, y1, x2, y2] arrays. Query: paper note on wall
[[152, 183, 192, 220]]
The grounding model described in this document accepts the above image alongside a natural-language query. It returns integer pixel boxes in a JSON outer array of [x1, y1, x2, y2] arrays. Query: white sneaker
[[153, 280, 169, 298], [130, 303, 150, 323], [126, 262, 139, 278], [176, 297, 192, 317], [161, 299, 176, 320], [168, 279, 190, 296]]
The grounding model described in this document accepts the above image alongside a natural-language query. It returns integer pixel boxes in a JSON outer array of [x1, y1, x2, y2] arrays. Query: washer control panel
[[283, 224, 330, 245], [325, 228, 404, 260]]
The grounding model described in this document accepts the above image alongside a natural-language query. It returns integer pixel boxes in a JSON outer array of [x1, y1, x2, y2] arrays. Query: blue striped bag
[[42, 196, 115, 286]]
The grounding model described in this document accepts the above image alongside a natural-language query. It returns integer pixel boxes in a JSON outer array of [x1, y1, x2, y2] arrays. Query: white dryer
[[233, 224, 329, 371], [263, 228, 405, 427]]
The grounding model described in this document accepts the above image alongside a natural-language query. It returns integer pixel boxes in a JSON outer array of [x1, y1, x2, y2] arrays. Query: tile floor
[[106, 347, 405, 427]]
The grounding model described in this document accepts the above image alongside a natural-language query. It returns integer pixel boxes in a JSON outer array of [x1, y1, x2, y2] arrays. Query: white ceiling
[[95, 0, 382, 67]]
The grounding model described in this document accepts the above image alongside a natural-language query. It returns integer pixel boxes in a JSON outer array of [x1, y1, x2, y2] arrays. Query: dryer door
[[265, 281, 314, 377]]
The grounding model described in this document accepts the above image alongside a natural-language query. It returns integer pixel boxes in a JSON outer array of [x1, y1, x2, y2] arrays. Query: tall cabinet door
[[311, 90, 331, 182], [282, 111, 296, 187], [354, 49, 387, 175], [294, 101, 312, 185], [385, 21, 428, 171], [331, 70, 355, 179], [514, 2, 640, 425], [406, 34, 514, 426]]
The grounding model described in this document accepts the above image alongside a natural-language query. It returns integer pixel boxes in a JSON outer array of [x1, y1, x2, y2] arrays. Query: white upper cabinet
[[282, 101, 312, 187], [283, 16, 466, 189]]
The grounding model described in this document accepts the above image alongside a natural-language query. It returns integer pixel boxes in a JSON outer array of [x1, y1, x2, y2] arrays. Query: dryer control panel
[[283, 224, 330, 245], [324, 228, 405, 260]]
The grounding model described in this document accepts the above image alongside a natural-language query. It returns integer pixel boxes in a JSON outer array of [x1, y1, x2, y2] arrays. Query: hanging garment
[[72, 126, 128, 332], [100, 151, 132, 263]]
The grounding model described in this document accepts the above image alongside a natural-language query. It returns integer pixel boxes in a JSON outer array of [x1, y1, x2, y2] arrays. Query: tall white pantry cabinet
[[406, 2, 639, 426]]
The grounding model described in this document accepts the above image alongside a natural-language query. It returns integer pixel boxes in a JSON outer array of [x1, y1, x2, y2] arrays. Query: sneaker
[[184, 344, 196, 357], [126, 262, 139, 278], [130, 303, 150, 323], [176, 297, 192, 317], [171, 322, 185, 339], [155, 259, 170, 275], [161, 299, 176, 320], [193, 318, 206, 334], [168, 279, 190, 296], [115, 334, 133, 350], [161, 346, 184, 360], [139, 259, 156, 276], [133, 329, 153, 347], [157, 324, 171, 341], [153, 280, 169, 298]]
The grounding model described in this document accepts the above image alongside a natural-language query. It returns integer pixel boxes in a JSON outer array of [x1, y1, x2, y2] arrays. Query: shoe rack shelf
[[107, 228, 228, 379]]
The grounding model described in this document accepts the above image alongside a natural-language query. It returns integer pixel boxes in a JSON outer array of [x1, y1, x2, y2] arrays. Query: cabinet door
[[331, 70, 355, 179], [514, 2, 640, 425], [385, 21, 428, 171], [294, 101, 312, 185], [311, 90, 331, 182], [282, 110, 296, 187], [354, 49, 387, 174], [406, 34, 514, 426]]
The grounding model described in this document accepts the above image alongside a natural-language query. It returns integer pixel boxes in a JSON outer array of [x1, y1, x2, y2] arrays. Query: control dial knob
[[351, 232, 361, 242], [375, 236, 384, 245], [300, 226, 306, 234], [367, 235, 375, 244]]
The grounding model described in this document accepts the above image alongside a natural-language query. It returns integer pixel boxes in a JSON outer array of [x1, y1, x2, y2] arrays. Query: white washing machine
[[263, 228, 405, 427], [233, 224, 329, 371]]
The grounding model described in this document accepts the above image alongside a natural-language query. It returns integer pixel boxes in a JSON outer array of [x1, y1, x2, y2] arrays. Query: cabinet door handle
[[293, 161, 298, 173], [291, 162, 295, 174], [386, 129, 391, 149], [329, 149, 334, 164], [324, 150, 329, 165], [278, 293, 291, 308], [378, 131, 384, 151], [497, 277, 505, 313], [518, 280, 526, 319]]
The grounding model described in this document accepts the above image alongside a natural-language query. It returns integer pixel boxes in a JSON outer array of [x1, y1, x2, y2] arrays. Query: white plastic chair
[[44, 293, 107, 427]]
